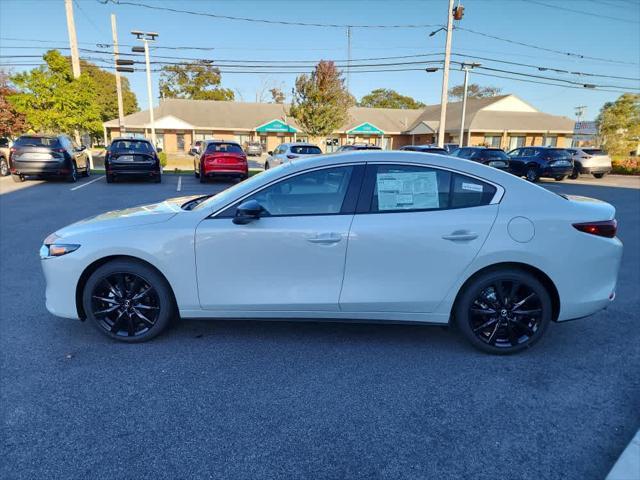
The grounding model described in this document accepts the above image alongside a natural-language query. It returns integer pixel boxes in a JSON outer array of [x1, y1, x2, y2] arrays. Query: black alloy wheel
[[554, 175, 566, 181], [0, 158, 8, 176], [593, 173, 606, 179], [569, 165, 580, 179], [525, 166, 539, 182], [84, 161, 91, 177], [84, 260, 175, 342], [456, 269, 552, 354], [68, 162, 78, 183]]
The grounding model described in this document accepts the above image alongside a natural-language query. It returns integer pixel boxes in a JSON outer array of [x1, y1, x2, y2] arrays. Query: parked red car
[[194, 140, 248, 183]]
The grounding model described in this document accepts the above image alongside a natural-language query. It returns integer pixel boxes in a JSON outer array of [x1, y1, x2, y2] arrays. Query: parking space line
[[177, 176, 182, 192], [70, 176, 104, 191]]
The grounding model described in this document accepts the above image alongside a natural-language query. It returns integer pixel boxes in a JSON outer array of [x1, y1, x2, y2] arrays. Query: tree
[[9, 50, 102, 136], [596, 93, 640, 156], [80, 60, 138, 121], [159, 61, 234, 101], [289, 60, 353, 137], [0, 69, 29, 137], [269, 87, 285, 104], [449, 83, 502, 101], [359, 88, 425, 109]]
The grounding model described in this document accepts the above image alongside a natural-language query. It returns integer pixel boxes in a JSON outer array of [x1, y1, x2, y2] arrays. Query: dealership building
[[103, 94, 575, 154]]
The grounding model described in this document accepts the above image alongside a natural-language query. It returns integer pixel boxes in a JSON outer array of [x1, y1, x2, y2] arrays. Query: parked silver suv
[[567, 148, 612, 179], [264, 142, 322, 170]]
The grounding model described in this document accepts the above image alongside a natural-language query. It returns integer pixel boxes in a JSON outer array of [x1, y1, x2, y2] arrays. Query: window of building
[[484, 135, 502, 148], [544, 136, 558, 147], [508, 136, 526, 150], [177, 133, 185, 151]]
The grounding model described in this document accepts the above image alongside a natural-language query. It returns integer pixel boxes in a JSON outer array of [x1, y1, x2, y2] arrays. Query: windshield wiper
[[181, 194, 214, 210]]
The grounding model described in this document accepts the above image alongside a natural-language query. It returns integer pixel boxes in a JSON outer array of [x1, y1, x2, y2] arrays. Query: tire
[[525, 166, 539, 182], [264, 162, 270, 170], [593, 173, 606, 179], [84, 161, 91, 177], [11, 173, 24, 183], [106, 174, 114, 183], [83, 259, 176, 343], [199, 173, 206, 183], [154, 174, 162, 183], [455, 268, 552, 354], [67, 163, 78, 183], [0, 157, 8, 177], [554, 175, 566, 181], [194, 170, 200, 178], [568, 169, 579, 180]]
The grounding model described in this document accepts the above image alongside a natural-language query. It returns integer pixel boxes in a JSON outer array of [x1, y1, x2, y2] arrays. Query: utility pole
[[458, 62, 480, 147], [346, 26, 352, 92], [64, 0, 81, 78], [132, 31, 158, 146], [436, 0, 455, 148], [111, 14, 125, 135]]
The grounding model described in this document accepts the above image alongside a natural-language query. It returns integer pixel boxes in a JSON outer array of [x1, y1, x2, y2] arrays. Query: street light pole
[[436, 0, 455, 148], [132, 31, 158, 147], [111, 14, 125, 135], [459, 62, 480, 147]]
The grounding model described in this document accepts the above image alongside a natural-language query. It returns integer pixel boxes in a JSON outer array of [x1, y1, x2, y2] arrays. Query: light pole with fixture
[[131, 30, 159, 146], [459, 62, 481, 147]]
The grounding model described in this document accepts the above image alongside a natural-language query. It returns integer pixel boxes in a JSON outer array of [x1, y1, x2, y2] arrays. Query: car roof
[[280, 142, 318, 147], [111, 137, 151, 143]]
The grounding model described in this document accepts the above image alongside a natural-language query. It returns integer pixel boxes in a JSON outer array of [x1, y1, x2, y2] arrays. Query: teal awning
[[255, 119, 298, 133], [346, 122, 384, 135]]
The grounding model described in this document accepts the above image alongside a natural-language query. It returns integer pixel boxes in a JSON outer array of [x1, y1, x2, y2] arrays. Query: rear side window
[[483, 150, 509, 160], [206, 143, 243, 153], [111, 140, 153, 153], [366, 164, 497, 213], [290, 145, 322, 155], [14, 136, 60, 148]]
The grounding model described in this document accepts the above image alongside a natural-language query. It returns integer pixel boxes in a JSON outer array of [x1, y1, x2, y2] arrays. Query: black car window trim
[[208, 163, 366, 220], [355, 162, 504, 214]]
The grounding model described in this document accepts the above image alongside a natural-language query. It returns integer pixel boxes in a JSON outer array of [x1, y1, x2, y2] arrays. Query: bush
[[157, 151, 167, 168], [611, 156, 640, 175]]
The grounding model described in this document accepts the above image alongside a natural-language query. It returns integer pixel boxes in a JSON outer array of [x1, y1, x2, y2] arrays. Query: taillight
[[573, 220, 617, 238]]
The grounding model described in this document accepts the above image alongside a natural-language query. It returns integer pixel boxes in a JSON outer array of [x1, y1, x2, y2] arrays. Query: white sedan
[[40, 152, 622, 354]]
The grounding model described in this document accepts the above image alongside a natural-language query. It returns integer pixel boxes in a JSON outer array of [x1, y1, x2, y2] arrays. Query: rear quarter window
[[451, 175, 497, 208]]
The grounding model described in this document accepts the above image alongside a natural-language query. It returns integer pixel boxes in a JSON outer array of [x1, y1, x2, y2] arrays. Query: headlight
[[43, 232, 60, 245], [40, 243, 80, 259]]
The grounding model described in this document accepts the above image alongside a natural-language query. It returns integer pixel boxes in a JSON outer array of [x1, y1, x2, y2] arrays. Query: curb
[[607, 429, 640, 480]]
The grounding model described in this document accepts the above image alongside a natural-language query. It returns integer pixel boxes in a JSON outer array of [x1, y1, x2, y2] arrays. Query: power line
[[525, 0, 639, 24], [102, 0, 440, 29], [456, 26, 639, 66]]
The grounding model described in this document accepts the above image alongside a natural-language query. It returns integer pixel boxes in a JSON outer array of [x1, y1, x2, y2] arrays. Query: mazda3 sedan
[[40, 151, 622, 354]]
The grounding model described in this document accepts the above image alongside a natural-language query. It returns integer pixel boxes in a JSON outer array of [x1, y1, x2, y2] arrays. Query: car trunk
[[12, 146, 65, 171], [562, 194, 616, 222], [582, 153, 612, 168]]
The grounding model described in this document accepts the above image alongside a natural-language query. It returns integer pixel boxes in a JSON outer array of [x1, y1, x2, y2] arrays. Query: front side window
[[232, 166, 354, 217], [367, 164, 497, 213]]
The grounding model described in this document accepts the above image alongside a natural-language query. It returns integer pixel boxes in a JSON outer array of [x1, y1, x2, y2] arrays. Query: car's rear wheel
[[264, 162, 270, 170], [593, 173, 606, 179], [67, 163, 78, 183], [525, 166, 539, 182], [84, 161, 91, 177], [0, 157, 9, 176], [106, 174, 114, 183], [455, 269, 552, 354], [83, 260, 175, 342], [11, 173, 24, 183], [554, 175, 566, 181], [569, 164, 580, 179]]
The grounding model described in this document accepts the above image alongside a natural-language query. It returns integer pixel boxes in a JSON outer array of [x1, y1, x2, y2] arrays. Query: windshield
[[291, 145, 322, 155], [14, 136, 60, 148], [206, 142, 243, 153], [111, 140, 154, 153]]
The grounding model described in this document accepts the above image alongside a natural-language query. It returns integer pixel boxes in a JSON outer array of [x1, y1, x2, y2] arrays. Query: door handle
[[307, 233, 342, 244], [442, 231, 479, 242]]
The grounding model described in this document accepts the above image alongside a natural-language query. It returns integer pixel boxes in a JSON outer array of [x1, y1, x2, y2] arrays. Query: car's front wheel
[[0, 157, 9, 176], [455, 269, 552, 354], [525, 166, 539, 182], [593, 173, 606, 179], [83, 259, 176, 342], [554, 175, 566, 181]]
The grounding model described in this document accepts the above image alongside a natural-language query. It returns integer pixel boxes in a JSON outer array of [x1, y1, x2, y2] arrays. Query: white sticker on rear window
[[461, 182, 483, 192], [376, 171, 439, 210]]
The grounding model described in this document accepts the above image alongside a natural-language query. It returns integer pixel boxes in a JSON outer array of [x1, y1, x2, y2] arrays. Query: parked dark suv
[[9, 134, 90, 183], [105, 138, 161, 183], [399, 145, 449, 155], [450, 147, 511, 171], [507, 146, 574, 182]]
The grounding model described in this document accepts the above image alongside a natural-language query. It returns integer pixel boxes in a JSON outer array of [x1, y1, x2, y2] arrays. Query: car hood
[[55, 195, 201, 238]]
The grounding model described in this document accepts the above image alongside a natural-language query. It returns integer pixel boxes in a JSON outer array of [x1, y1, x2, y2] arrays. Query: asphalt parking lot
[[1, 172, 639, 480]]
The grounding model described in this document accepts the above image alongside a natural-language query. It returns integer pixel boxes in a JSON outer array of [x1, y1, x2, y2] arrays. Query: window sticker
[[376, 171, 439, 210], [461, 182, 483, 193]]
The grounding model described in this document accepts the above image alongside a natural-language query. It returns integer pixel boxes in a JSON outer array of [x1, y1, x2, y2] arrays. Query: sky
[[1, 0, 639, 121]]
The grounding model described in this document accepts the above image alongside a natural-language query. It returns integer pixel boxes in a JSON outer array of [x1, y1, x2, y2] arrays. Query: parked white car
[[40, 151, 622, 353], [264, 142, 322, 170], [567, 148, 612, 179]]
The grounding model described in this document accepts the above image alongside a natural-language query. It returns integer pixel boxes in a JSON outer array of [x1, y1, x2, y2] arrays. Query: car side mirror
[[233, 199, 264, 225], [267, 151, 273, 156]]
